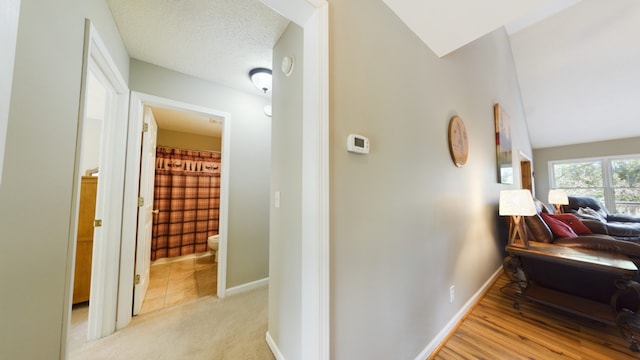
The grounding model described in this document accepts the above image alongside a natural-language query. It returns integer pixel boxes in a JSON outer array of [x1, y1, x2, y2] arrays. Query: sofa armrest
[[554, 235, 640, 257], [581, 219, 609, 234], [607, 213, 640, 223]]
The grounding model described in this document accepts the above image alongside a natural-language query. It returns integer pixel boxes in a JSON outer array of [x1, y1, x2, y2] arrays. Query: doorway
[[136, 105, 224, 314], [68, 68, 108, 352], [67, 20, 130, 351], [520, 152, 534, 194], [118, 93, 231, 328]]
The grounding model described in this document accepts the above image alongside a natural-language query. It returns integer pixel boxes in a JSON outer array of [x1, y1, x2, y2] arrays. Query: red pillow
[[540, 212, 578, 239], [548, 213, 592, 235]]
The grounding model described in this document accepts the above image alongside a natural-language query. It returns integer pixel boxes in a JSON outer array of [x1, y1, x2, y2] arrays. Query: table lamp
[[500, 189, 537, 248], [548, 189, 569, 213]]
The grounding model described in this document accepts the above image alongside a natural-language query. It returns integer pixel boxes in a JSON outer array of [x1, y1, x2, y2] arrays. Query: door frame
[[131, 106, 158, 315], [117, 92, 232, 328], [259, 1, 329, 358], [519, 151, 534, 195], [63, 19, 130, 349]]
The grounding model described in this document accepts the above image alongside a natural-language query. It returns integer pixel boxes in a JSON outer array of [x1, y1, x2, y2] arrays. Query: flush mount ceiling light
[[249, 68, 272, 94]]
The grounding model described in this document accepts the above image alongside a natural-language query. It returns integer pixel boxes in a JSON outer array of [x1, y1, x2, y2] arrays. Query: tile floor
[[140, 253, 217, 314], [68, 252, 217, 353]]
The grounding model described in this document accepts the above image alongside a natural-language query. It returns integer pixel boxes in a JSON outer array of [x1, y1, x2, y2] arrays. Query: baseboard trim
[[150, 251, 215, 266], [414, 267, 503, 360], [266, 331, 285, 360], [225, 277, 269, 297]]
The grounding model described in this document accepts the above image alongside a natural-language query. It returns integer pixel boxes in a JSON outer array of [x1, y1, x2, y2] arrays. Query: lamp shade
[[499, 189, 536, 216], [548, 189, 569, 205], [249, 68, 272, 93]]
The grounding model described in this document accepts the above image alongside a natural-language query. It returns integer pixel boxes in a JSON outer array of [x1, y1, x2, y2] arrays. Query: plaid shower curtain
[[151, 147, 221, 261]]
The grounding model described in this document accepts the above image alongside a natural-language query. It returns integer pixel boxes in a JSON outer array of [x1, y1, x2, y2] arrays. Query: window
[[549, 155, 640, 216], [611, 158, 640, 215]]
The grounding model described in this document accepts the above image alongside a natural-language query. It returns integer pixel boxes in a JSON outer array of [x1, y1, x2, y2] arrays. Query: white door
[[133, 106, 158, 315]]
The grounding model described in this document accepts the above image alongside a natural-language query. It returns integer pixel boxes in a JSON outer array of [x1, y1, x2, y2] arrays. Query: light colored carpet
[[69, 285, 274, 360]]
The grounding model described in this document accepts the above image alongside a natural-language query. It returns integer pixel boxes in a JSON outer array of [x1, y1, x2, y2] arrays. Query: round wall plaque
[[448, 115, 469, 167]]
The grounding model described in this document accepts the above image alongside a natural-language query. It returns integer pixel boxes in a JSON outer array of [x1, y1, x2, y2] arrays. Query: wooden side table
[[504, 242, 640, 351]]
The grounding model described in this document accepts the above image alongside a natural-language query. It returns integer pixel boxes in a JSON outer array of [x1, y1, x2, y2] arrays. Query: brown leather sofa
[[562, 195, 640, 241], [525, 198, 640, 255], [513, 199, 640, 308]]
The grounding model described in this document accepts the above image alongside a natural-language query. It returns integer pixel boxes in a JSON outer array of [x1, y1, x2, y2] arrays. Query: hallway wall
[[0, 0, 129, 358], [329, 0, 532, 357], [269, 21, 304, 359]]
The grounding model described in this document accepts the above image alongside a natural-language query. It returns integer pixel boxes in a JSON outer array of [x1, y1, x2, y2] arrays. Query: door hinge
[[94, 219, 103, 227], [143, 122, 149, 132], [138, 197, 144, 207], [135, 274, 141, 285]]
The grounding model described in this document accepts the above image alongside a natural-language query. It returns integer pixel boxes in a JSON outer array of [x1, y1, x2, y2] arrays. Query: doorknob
[[152, 209, 160, 214]]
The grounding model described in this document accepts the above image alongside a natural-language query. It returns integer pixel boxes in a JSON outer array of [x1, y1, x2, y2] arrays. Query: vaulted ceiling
[[508, 0, 640, 149], [107, 0, 640, 149]]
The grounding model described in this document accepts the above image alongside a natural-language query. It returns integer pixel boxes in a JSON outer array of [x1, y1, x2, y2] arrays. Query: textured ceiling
[[107, 0, 289, 96]]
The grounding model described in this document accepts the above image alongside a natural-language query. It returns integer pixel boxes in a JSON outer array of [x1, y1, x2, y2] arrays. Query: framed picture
[[494, 103, 513, 184]]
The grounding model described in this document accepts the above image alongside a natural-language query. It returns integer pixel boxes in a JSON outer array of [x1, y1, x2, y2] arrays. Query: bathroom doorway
[[118, 93, 231, 326], [137, 105, 223, 314]]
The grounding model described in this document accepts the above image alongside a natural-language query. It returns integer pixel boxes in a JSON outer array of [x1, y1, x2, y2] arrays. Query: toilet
[[207, 235, 219, 262]]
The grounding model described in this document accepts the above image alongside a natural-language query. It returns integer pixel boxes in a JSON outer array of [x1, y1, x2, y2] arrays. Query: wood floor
[[431, 274, 640, 359]]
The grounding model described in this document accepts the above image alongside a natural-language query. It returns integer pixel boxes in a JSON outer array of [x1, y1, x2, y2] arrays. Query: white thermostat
[[347, 134, 370, 154]]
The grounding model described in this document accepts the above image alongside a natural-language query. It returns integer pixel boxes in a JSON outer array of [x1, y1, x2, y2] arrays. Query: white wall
[[129, 59, 271, 288], [268, 22, 304, 359], [80, 117, 102, 173], [80, 72, 107, 174], [0, 0, 129, 358], [0, 0, 20, 186], [330, 0, 532, 357], [156, 128, 221, 152]]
